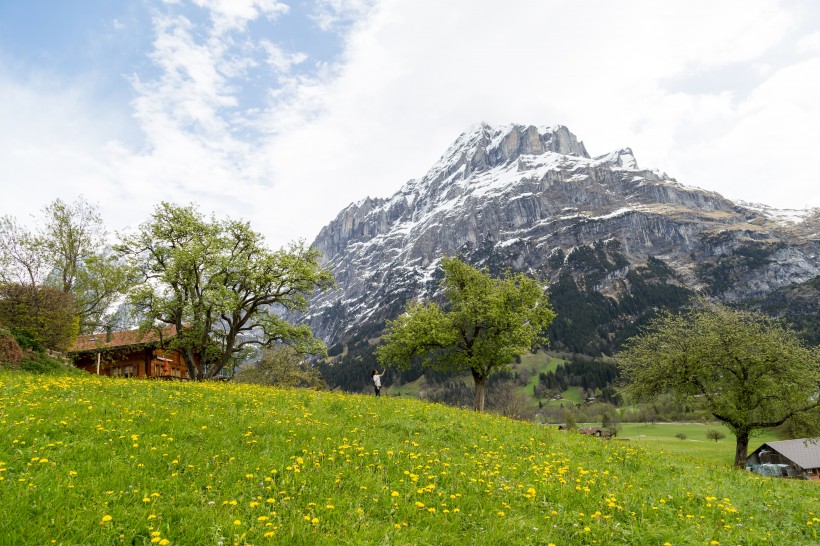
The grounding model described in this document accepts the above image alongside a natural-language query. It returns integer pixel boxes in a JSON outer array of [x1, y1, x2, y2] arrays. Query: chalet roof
[[751, 439, 820, 470], [70, 326, 179, 353]]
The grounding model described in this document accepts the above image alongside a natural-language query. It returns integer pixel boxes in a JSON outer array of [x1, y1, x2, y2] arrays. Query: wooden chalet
[[69, 326, 197, 379], [746, 439, 820, 480]]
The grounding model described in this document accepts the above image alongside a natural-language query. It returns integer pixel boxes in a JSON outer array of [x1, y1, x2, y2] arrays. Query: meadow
[[615, 423, 780, 467], [0, 370, 818, 545]]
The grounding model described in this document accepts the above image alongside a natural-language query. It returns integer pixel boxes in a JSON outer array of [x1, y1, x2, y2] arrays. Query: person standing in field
[[371, 368, 385, 396]]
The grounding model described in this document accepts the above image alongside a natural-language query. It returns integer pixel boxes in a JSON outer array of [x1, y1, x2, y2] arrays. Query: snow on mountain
[[304, 123, 820, 347]]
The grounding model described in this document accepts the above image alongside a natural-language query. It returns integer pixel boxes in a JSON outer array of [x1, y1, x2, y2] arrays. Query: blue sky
[[1, 0, 819, 248]]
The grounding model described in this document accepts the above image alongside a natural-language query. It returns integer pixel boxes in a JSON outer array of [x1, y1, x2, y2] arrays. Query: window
[[124, 365, 134, 378]]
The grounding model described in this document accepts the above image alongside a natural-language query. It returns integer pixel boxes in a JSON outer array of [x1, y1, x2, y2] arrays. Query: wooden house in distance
[[69, 326, 196, 379], [746, 439, 820, 480]]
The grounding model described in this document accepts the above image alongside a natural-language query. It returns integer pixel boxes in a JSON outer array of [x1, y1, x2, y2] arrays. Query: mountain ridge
[[305, 123, 819, 355]]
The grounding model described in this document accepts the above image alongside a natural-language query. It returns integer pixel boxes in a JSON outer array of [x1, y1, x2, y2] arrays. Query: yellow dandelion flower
[[100, 515, 112, 524]]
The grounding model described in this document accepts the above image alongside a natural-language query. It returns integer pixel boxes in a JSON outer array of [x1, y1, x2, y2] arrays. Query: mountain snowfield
[[305, 123, 820, 348]]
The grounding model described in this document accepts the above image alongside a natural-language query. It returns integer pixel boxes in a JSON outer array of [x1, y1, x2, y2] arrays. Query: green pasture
[[0, 370, 817, 545], [615, 422, 781, 467]]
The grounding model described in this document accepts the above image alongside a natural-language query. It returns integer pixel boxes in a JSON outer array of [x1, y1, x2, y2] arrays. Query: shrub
[[19, 354, 69, 374], [234, 346, 327, 389], [0, 283, 78, 351], [0, 327, 24, 367], [706, 429, 726, 442]]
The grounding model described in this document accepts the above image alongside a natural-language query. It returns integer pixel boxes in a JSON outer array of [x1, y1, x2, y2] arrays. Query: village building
[[69, 326, 197, 379], [746, 439, 820, 480]]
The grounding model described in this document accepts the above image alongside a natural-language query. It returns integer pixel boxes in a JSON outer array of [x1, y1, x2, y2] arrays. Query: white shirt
[[373, 374, 382, 387]]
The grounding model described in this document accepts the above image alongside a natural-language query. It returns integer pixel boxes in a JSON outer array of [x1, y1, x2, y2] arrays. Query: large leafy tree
[[376, 256, 555, 411], [116, 202, 334, 380], [617, 299, 820, 468], [0, 197, 132, 333]]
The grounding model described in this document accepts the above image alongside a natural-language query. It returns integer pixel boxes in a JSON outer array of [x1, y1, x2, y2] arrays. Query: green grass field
[[1, 370, 817, 545], [612, 423, 780, 467]]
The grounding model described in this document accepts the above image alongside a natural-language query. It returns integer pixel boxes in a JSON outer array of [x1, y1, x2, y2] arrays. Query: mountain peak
[[424, 123, 589, 189]]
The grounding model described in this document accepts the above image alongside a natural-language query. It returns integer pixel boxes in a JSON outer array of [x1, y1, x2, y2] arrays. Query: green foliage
[[539, 356, 619, 399], [706, 429, 726, 442], [675, 432, 687, 441], [18, 353, 77, 375], [116, 202, 334, 380], [546, 247, 694, 355], [0, 283, 79, 351], [376, 256, 555, 410], [234, 346, 327, 389], [563, 409, 577, 430], [617, 299, 820, 467], [0, 197, 134, 333]]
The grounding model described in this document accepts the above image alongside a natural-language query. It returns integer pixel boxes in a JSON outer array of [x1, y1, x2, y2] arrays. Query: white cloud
[[797, 31, 820, 54], [311, 0, 376, 31], [261, 0, 817, 245], [261, 41, 308, 73], [674, 58, 820, 209], [192, 0, 289, 33], [1, 0, 818, 252]]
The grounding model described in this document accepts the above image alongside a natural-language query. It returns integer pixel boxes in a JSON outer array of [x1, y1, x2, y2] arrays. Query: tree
[[116, 202, 334, 380], [706, 429, 726, 442], [675, 432, 687, 441], [563, 409, 577, 430], [375, 256, 555, 411], [0, 197, 133, 333], [234, 345, 327, 389], [617, 299, 820, 468]]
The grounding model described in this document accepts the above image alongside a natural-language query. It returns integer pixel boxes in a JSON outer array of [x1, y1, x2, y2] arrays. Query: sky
[[1, 0, 819, 249]]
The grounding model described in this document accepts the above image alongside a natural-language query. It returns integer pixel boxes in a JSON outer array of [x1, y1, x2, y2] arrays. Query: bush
[[234, 346, 327, 389], [19, 354, 69, 374], [0, 283, 78, 351], [706, 429, 726, 442], [0, 327, 24, 367], [487, 379, 537, 421]]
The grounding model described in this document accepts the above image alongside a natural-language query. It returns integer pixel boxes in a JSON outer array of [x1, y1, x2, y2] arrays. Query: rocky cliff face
[[306, 123, 820, 351]]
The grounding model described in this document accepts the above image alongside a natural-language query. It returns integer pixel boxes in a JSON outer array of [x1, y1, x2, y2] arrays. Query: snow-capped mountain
[[306, 123, 820, 352]]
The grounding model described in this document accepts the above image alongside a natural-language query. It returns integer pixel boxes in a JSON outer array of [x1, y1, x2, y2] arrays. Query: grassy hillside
[[1, 371, 817, 545]]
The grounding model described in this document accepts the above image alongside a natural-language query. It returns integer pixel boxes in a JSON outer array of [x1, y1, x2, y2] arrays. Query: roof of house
[[750, 439, 820, 470], [70, 325, 179, 353]]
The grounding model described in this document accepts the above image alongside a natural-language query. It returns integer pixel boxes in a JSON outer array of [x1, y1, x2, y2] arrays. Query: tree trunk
[[472, 370, 487, 412], [733, 429, 750, 469]]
